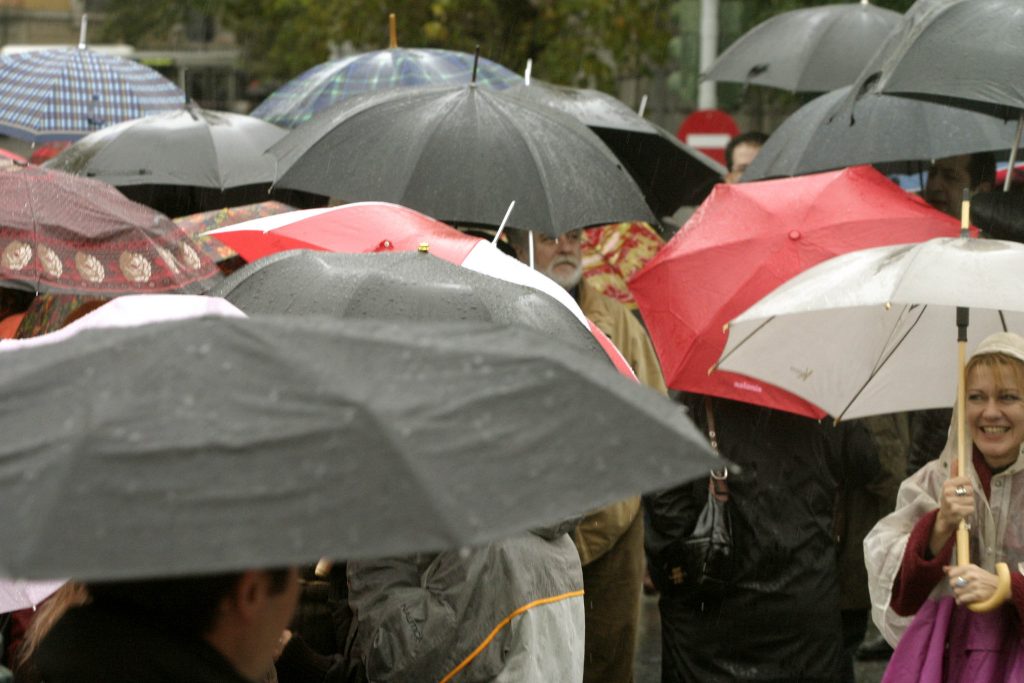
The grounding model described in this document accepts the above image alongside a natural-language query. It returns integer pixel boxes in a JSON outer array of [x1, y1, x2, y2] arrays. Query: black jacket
[[35, 602, 252, 683], [645, 396, 876, 683]]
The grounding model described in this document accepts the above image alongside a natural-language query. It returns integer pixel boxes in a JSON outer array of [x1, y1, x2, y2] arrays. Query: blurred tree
[[102, 0, 673, 92]]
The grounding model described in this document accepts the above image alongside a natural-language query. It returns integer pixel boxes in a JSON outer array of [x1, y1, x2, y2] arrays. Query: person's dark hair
[[725, 132, 768, 172], [967, 151, 997, 190], [86, 569, 291, 636]]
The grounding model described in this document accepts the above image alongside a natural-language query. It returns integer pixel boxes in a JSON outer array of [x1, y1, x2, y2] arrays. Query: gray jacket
[[347, 529, 584, 682]]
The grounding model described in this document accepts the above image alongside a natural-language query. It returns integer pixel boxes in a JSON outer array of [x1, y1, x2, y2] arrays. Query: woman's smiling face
[[966, 360, 1024, 469]]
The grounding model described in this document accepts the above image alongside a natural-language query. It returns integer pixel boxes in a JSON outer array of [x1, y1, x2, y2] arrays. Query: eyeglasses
[[535, 229, 583, 246]]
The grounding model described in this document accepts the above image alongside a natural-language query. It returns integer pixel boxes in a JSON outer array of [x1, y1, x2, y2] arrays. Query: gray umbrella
[[856, 0, 1023, 117], [743, 86, 1018, 181], [211, 249, 605, 358], [851, 0, 1024, 189], [45, 103, 286, 190], [269, 84, 656, 236], [0, 313, 716, 581], [703, 2, 902, 92], [504, 81, 725, 216]]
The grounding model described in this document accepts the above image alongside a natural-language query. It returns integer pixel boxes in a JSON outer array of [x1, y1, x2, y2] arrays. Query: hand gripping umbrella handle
[[968, 562, 1012, 613]]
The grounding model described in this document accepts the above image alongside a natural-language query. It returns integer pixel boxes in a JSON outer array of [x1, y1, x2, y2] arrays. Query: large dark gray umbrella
[[0, 312, 716, 580], [743, 86, 1018, 181], [703, 2, 902, 92], [851, 0, 1024, 189], [504, 81, 724, 216], [857, 0, 1023, 117], [211, 249, 604, 358], [45, 103, 285, 190], [269, 84, 656, 236]]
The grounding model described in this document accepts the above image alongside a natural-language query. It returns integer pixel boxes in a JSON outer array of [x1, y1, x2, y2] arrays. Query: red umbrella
[[209, 201, 481, 264], [0, 148, 26, 164], [629, 165, 966, 417], [0, 164, 221, 295], [208, 201, 638, 379]]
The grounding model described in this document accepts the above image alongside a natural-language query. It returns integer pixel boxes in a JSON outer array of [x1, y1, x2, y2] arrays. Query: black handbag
[[666, 398, 734, 593]]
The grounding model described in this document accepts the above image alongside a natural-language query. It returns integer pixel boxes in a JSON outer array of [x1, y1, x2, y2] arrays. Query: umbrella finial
[[388, 13, 398, 48], [638, 94, 648, 117], [418, 241, 430, 253], [471, 45, 480, 85], [524, 58, 532, 86], [78, 13, 88, 49]]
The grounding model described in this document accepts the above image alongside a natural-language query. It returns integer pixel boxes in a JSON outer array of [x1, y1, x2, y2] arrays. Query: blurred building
[[0, 0, 246, 111]]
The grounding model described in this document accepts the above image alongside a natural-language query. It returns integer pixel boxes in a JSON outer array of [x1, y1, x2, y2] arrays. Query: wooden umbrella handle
[[968, 562, 1012, 613]]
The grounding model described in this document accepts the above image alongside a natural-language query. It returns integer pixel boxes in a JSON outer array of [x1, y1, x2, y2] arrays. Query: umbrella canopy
[[629, 165, 963, 417], [856, 0, 1024, 117], [173, 201, 295, 263], [203, 201, 639, 376], [0, 297, 717, 581], [45, 103, 286, 190], [717, 236, 1024, 420], [250, 48, 523, 128], [206, 201, 483, 266], [269, 84, 656, 236], [743, 86, 1019, 181], [0, 48, 184, 142], [0, 579, 64, 613], [212, 249, 603, 358], [504, 81, 725, 215], [0, 148, 26, 164], [703, 2, 902, 92], [0, 164, 221, 295]]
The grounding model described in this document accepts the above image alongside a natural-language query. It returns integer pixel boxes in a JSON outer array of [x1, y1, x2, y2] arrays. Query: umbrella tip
[[78, 13, 88, 49], [524, 58, 532, 86], [707, 364, 716, 376], [418, 241, 430, 253], [388, 13, 398, 48], [471, 45, 480, 85], [721, 322, 729, 333]]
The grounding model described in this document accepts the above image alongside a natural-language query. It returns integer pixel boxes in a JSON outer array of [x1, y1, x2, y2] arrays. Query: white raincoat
[[864, 332, 1024, 646]]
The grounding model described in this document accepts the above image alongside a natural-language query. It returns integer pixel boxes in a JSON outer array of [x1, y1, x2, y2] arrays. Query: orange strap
[[438, 589, 585, 683]]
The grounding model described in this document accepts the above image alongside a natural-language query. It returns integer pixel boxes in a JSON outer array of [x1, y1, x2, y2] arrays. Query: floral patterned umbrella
[[582, 221, 664, 309], [172, 201, 295, 263], [0, 164, 221, 295]]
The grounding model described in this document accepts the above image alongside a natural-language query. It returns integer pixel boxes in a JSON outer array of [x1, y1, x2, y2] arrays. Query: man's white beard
[[542, 257, 583, 290]]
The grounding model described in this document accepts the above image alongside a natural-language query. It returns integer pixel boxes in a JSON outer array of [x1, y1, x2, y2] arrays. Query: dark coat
[[34, 603, 251, 683], [645, 396, 876, 683]]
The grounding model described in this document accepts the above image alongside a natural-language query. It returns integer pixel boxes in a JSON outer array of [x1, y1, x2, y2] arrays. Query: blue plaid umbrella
[[0, 48, 185, 142], [251, 48, 522, 128]]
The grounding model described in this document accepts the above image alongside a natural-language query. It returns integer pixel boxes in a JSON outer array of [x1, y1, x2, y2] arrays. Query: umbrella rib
[[836, 302, 928, 422], [714, 315, 776, 369]]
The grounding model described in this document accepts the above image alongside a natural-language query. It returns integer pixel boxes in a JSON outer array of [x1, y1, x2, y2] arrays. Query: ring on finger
[[954, 485, 969, 497], [955, 576, 969, 589]]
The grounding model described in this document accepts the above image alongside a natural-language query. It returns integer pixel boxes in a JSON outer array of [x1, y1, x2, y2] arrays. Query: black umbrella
[[702, 2, 902, 92], [269, 84, 656, 236], [46, 103, 285, 190], [851, 0, 1024, 190], [857, 0, 1023, 117], [211, 249, 604, 356], [0, 312, 716, 581], [743, 86, 1018, 181], [504, 81, 724, 216]]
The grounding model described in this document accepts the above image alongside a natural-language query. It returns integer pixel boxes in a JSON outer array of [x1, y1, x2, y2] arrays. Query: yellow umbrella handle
[[967, 562, 1012, 613]]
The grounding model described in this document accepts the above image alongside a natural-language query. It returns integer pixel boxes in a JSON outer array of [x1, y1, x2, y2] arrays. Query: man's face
[[925, 155, 976, 218], [724, 142, 761, 184], [527, 229, 584, 291]]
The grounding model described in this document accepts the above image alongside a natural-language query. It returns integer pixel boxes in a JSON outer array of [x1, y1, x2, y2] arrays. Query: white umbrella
[[0, 579, 64, 613], [715, 236, 1024, 421], [715, 233, 1024, 611]]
